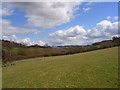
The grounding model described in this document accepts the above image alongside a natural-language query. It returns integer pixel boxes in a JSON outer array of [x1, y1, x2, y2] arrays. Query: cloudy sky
[[1, 1, 119, 46]]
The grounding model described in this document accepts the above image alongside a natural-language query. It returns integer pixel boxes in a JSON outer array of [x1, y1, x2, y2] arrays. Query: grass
[[2, 47, 118, 88]]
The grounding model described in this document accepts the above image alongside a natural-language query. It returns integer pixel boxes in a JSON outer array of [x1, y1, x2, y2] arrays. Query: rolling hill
[[2, 47, 118, 88]]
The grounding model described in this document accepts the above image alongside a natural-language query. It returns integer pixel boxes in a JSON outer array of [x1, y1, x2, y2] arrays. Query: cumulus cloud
[[2, 35, 35, 45], [83, 7, 90, 12], [0, 2, 16, 17], [49, 20, 118, 46], [49, 25, 87, 45], [38, 41, 46, 46], [2, 35, 45, 46], [85, 2, 93, 5], [106, 16, 111, 19], [1, 19, 39, 35], [3, 2, 81, 28], [88, 19, 119, 40], [114, 16, 118, 20], [50, 25, 86, 37], [1, 8, 14, 16]]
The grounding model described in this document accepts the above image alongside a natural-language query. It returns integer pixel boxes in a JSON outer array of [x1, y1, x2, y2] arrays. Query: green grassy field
[[2, 47, 118, 88]]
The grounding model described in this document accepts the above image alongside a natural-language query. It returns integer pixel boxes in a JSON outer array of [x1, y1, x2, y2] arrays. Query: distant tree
[[34, 44, 40, 48], [112, 37, 120, 45], [44, 43, 48, 47], [7, 40, 13, 61]]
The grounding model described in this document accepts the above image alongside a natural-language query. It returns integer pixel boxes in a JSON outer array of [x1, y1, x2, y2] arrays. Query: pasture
[[2, 47, 118, 88]]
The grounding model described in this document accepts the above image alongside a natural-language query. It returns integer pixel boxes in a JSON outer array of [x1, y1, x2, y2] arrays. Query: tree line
[[1, 37, 120, 63]]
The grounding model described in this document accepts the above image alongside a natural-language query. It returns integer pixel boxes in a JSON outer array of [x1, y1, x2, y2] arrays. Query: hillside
[[2, 47, 118, 88], [2, 37, 120, 62]]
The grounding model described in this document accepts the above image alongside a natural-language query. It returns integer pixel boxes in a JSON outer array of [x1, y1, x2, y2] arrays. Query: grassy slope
[[2, 47, 118, 88]]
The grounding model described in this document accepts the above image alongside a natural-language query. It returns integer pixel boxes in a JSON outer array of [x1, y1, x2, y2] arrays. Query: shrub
[[17, 49, 27, 56]]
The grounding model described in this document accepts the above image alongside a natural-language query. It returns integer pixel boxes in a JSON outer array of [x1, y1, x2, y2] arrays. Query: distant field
[[2, 47, 118, 88]]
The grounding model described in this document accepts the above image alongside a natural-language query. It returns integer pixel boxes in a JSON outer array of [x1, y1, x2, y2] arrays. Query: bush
[[2, 37, 120, 62], [2, 49, 6, 62], [18, 49, 27, 56]]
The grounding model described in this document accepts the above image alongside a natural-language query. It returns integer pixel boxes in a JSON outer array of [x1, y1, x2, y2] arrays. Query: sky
[[1, 1, 119, 46]]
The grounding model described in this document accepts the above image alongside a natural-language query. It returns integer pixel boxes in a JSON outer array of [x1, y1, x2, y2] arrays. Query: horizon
[[1, 37, 118, 47], [1, 2, 119, 46]]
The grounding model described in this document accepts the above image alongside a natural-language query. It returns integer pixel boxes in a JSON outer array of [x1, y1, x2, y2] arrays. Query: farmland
[[2, 47, 118, 88]]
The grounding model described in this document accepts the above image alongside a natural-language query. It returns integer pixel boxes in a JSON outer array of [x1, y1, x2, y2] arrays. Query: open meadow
[[2, 47, 118, 88]]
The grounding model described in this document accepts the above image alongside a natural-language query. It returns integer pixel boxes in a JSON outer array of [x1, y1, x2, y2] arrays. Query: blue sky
[[2, 2, 119, 46]]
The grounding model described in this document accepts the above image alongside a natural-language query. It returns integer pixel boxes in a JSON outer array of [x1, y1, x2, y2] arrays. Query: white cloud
[[1, 8, 14, 16], [2, 0, 119, 2], [49, 25, 87, 45], [49, 20, 118, 46], [50, 25, 86, 37], [2, 0, 85, 2], [0, 2, 15, 17], [85, 2, 93, 5], [4, 2, 81, 28], [114, 16, 118, 20], [87, 20, 118, 39], [83, 7, 90, 12], [2, 35, 45, 46], [38, 41, 46, 46], [2, 35, 34, 45], [1, 19, 39, 35], [106, 16, 111, 19]]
